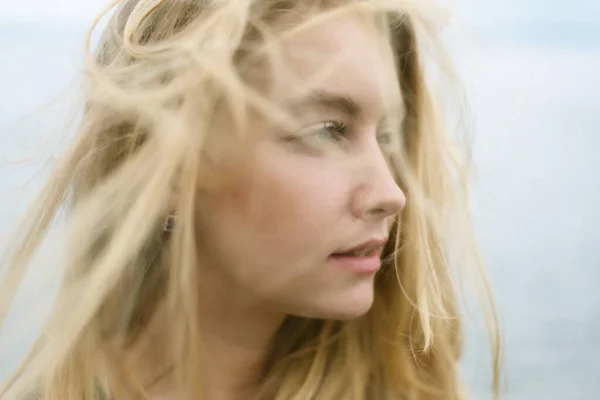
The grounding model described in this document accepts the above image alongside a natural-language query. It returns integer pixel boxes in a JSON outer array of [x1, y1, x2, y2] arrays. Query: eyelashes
[[284, 119, 397, 151], [312, 120, 349, 142], [376, 132, 393, 146], [282, 120, 348, 149]]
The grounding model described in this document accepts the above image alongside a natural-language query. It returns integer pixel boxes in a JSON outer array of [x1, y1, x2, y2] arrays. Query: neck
[[195, 291, 285, 399], [128, 279, 285, 400]]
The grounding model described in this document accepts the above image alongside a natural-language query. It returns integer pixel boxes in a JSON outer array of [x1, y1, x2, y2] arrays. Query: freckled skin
[[195, 15, 406, 320]]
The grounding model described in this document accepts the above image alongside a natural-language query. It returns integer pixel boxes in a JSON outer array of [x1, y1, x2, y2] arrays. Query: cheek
[[221, 153, 348, 248], [235, 170, 316, 237]]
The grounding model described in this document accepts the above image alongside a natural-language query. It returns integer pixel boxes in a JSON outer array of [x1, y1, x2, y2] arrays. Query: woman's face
[[195, 14, 406, 320]]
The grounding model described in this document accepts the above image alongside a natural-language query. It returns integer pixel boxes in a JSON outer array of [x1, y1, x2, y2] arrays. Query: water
[[1, 23, 599, 399]]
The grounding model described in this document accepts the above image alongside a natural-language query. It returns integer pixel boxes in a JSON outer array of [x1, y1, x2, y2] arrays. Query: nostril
[[371, 207, 387, 215]]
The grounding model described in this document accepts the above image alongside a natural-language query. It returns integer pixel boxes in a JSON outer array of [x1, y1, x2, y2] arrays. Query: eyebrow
[[285, 90, 362, 117], [284, 90, 406, 127]]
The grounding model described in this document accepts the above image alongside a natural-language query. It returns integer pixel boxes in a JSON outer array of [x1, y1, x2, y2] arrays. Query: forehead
[[267, 13, 405, 121]]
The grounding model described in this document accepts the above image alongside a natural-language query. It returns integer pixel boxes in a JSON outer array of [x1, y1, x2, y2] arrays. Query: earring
[[163, 214, 177, 232]]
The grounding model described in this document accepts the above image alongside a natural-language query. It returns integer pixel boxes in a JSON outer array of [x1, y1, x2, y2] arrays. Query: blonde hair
[[0, 0, 502, 399]]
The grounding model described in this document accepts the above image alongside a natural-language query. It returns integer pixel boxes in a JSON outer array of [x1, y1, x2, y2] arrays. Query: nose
[[351, 146, 406, 221]]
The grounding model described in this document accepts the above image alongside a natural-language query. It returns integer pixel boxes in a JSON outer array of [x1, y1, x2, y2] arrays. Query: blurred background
[[0, 1, 598, 399]]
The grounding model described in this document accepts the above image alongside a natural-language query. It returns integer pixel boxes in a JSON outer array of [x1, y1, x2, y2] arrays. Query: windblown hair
[[0, 0, 502, 399]]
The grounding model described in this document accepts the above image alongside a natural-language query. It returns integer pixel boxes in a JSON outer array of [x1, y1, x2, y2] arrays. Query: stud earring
[[163, 214, 177, 232]]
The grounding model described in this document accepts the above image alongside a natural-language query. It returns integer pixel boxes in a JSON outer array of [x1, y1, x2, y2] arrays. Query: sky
[[1, 0, 599, 48], [1, 0, 599, 26], [1, 0, 598, 23]]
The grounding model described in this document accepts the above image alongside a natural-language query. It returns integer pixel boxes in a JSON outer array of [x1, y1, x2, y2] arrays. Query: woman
[[0, 0, 501, 399]]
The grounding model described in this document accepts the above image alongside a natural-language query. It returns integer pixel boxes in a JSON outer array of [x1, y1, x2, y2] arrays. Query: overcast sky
[[1, 0, 598, 49], [1, 0, 599, 25]]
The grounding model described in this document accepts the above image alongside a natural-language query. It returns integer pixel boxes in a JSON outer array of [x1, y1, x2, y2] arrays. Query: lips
[[332, 238, 388, 258], [328, 238, 387, 274], [333, 248, 376, 257]]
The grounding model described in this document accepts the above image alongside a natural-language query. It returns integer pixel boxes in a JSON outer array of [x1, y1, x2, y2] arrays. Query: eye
[[307, 120, 349, 142], [284, 120, 349, 149], [376, 132, 393, 146]]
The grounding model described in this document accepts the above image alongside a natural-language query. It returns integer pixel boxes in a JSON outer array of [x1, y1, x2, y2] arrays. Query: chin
[[298, 279, 376, 320], [323, 303, 374, 320]]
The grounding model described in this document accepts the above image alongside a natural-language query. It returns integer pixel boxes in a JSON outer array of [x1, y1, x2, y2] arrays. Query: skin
[[137, 13, 406, 400]]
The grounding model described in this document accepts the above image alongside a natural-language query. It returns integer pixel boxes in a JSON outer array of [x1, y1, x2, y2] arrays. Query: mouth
[[331, 238, 387, 258], [330, 247, 381, 258], [327, 238, 387, 274]]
